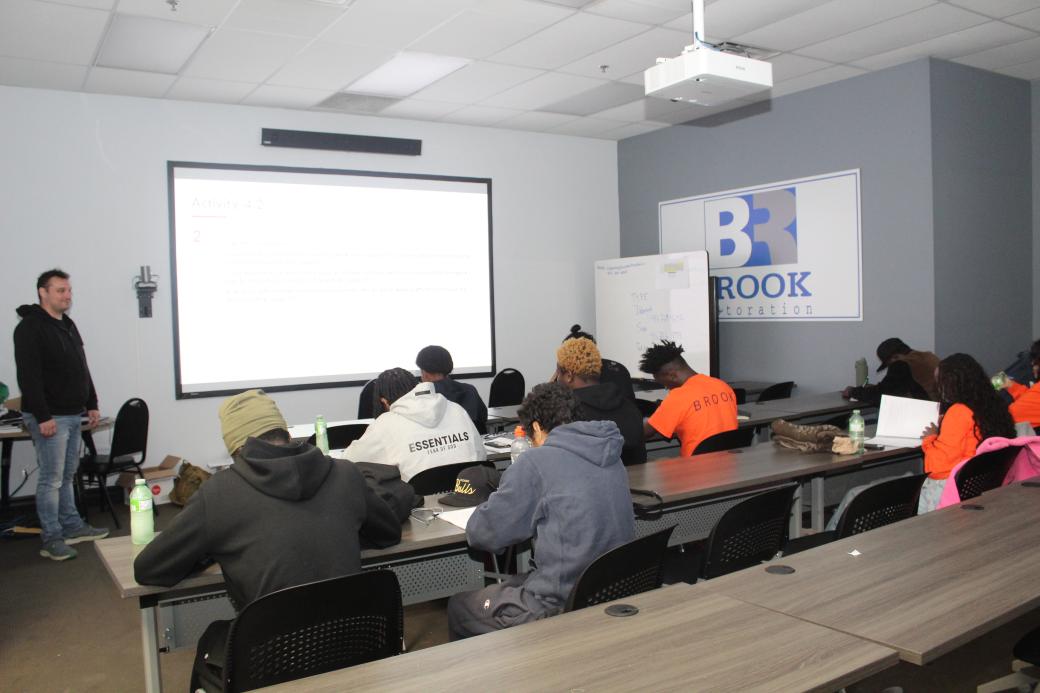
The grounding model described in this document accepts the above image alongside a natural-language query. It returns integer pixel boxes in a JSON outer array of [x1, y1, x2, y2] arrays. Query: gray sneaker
[[40, 539, 78, 561], [64, 525, 110, 545]]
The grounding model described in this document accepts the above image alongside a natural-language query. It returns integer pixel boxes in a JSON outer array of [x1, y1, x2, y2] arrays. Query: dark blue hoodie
[[466, 420, 634, 613]]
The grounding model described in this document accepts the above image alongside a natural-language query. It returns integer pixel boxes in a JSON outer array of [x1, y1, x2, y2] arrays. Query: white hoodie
[[338, 382, 486, 482]]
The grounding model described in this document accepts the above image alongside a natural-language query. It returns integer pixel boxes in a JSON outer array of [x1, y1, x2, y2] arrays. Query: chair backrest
[[408, 461, 492, 496], [756, 381, 795, 402], [954, 446, 1019, 501], [488, 368, 526, 408], [693, 427, 755, 455], [701, 483, 798, 579], [307, 423, 369, 450], [110, 398, 149, 464], [835, 474, 927, 538], [564, 525, 675, 612], [224, 570, 402, 692], [357, 379, 377, 419], [732, 387, 747, 405]]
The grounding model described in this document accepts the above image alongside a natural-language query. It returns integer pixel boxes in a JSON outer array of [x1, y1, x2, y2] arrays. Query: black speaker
[[261, 128, 421, 156]]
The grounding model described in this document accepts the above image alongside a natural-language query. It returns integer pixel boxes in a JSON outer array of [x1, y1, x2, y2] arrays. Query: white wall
[[0, 86, 619, 491]]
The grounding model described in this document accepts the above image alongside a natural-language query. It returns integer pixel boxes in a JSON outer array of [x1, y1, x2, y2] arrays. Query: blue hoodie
[[466, 420, 635, 613]]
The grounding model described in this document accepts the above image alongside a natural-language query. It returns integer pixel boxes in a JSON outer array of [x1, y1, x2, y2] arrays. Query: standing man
[[14, 269, 108, 561]]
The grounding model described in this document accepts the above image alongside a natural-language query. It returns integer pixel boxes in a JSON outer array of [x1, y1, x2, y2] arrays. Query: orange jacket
[[1007, 381, 1040, 429], [648, 374, 738, 456], [921, 403, 980, 480]]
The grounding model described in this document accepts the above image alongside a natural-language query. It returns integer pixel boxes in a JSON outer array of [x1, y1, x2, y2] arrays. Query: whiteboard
[[594, 251, 712, 378]]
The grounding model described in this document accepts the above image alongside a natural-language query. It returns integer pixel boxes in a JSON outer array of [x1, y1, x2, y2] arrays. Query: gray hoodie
[[466, 420, 635, 614]]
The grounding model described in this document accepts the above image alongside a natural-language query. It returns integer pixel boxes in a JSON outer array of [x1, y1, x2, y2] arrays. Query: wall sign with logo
[[659, 169, 862, 322]]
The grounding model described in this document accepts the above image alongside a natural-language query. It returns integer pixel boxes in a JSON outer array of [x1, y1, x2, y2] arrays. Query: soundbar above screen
[[169, 162, 495, 399]]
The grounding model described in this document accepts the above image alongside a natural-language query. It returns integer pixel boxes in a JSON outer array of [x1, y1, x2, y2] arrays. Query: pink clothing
[[936, 436, 1040, 508]]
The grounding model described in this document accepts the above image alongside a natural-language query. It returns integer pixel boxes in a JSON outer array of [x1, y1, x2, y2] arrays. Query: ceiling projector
[[644, 46, 773, 107]]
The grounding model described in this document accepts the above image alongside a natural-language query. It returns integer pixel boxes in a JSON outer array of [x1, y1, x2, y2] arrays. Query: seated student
[[446, 383, 634, 640], [415, 345, 488, 434], [638, 340, 738, 456], [843, 337, 939, 404], [1002, 339, 1040, 430], [554, 337, 646, 465], [134, 389, 401, 692], [563, 324, 636, 400], [339, 367, 486, 482], [918, 353, 1016, 513]]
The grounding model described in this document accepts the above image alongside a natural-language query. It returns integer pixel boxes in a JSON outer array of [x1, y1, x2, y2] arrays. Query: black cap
[[439, 465, 501, 507], [416, 345, 453, 375], [876, 338, 911, 372]]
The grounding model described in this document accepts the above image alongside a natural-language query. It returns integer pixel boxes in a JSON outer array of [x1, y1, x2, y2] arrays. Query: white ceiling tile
[[378, 98, 464, 119], [768, 63, 867, 97], [490, 12, 651, 70], [602, 120, 669, 139], [0, 56, 87, 90], [473, 0, 575, 24], [84, 67, 177, 97], [242, 84, 335, 108], [266, 41, 395, 90], [481, 71, 607, 109], [1005, 7, 1040, 31], [46, 0, 113, 8], [166, 77, 257, 103], [766, 52, 834, 81], [692, 0, 833, 41], [116, 0, 240, 26], [97, 15, 211, 74], [585, 0, 688, 25], [440, 104, 521, 125], [947, 0, 1040, 19], [796, 4, 987, 63], [850, 20, 1035, 71], [498, 110, 580, 131], [733, 0, 936, 52], [224, 0, 347, 37], [954, 35, 1040, 69], [542, 81, 644, 114], [558, 26, 691, 79], [0, 0, 110, 65], [322, 0, 475, 49], [549, 116, 629, 136], [592, 95, 698, 121], [184, 29, 310, 82], [412, 61, 543, 103], [995, 56, 1040, 78], [409, 8, 563, 59], [540, 0, 597, 7]]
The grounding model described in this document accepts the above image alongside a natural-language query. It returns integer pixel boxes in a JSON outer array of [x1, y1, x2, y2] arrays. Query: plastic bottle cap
[[514, 425, 525, 438], [135, 478, 146, 485]]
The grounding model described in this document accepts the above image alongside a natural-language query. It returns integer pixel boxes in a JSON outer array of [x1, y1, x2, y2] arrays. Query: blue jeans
[[24, 413, 86, 544]]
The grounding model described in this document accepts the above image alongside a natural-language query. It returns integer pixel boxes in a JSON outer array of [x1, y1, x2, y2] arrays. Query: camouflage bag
[[169, 462, 213, 506]]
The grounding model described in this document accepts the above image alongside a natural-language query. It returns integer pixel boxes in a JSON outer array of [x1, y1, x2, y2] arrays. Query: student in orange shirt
[[638, 340, 738, 456], [918, 353, 1016, 513], [1002, 339, 1040, 431]]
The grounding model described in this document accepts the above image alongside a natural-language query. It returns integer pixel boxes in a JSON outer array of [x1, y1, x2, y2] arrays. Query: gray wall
[[931, 60, 1032, 372], [1034, 80, 1040, 339], [618, 59, 937, 393]]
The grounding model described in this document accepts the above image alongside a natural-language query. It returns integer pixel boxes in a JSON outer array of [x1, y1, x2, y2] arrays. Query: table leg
[[141, 602, 163, 693], [2, 439, 13, 510], [789, 484, 802, 539], [811, 477, 825, 532]]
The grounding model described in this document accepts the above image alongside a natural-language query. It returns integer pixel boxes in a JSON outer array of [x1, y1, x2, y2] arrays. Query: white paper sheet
[[438, 507, 476, 530], [866, 394, 939, 447]]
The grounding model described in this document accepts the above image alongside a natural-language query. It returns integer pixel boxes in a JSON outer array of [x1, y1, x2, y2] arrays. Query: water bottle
[[314, 415, 329, 455], [510, 425, 532, 463], [130, 478, 155, 545], [848, 409, 865, 454], [990, 371, 1009, 391]]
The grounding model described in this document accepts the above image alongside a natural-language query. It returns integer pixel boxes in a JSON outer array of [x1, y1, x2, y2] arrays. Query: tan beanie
[[219, 389, 287, 455]]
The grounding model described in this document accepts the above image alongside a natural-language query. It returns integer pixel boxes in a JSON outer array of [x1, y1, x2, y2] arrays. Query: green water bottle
[[315, 415, 329, 455], [848, 409, 865, 454], [130, 479, 155, 545]]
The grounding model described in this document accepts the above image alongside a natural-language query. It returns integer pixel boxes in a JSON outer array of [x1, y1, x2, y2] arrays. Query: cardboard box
[[119, 455, 182, 506]]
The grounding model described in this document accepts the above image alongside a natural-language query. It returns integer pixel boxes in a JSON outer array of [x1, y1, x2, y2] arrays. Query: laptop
[[866, 394, 940, 449]]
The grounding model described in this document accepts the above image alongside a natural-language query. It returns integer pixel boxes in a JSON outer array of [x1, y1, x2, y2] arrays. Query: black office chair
[[488, 368, 525, 408], [357, 379, 377, 419], [408, 460, 494, 496], [564, 525, 675, 612], [221, 570, 403, 692], [78, 398, 149, 528], [697, 483, 798, 579], [732, 387, 747, 405], [306, 423, 369, 450], [954, 447, 1018, 502], [601, 359, 636, 400], [783, 474, 926, 555], [693, 427, 755, 455], [756, 381, 795, 402]]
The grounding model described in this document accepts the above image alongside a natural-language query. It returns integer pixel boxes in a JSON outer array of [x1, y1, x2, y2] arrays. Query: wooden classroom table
[[96, 516, 468, 693], [258, 584, 898, 693], [702, 479, 1040, 665]]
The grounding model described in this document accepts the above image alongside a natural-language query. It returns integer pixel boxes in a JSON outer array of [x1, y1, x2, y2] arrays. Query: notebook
[[866, 394, 940, 448]]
